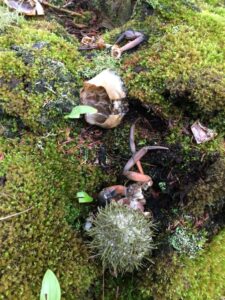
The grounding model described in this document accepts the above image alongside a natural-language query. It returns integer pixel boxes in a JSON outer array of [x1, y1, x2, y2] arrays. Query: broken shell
[[81, 36, 95, 46], [191, 120, 217, 144], [4, 0, 44, 15], [111, 45, 122, 59], [80, 69, 128, 128], [80, 36, 107, 50]]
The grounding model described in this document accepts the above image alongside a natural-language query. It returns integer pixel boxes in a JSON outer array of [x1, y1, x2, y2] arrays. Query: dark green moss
[[185, 158, 225, 216]]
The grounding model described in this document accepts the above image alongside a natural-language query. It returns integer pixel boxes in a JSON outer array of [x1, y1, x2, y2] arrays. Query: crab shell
[[80, 69, 128, 128]]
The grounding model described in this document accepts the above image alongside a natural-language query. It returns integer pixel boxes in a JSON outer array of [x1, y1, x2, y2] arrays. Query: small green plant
[[158, 181, 167, 192], [40, 269, 61, 300], [64, 105, 97, 119], [76, 191, 94, 203], [88, 203, 156, 274], [169, 227, 207, 258]]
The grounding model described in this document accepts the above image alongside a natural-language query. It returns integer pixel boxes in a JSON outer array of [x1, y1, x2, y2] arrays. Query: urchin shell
[[88, 203, 155, 274]]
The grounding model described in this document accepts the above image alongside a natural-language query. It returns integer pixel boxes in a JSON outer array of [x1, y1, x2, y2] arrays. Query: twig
[[115, 286, 120, 300], [102, 266, 105, 300], [0, 207, 33, 221], [42, 1, 83, 17]]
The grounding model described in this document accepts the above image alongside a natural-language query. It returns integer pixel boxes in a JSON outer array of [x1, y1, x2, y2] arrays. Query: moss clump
[[120, 3, 225, 132], [0, 15, 87, 132], [0, 133, 112, 299], [89, 203, 155, 274], [185, 158, 225, 216]]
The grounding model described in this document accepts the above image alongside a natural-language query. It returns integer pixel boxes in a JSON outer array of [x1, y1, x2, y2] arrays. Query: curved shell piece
[[80, 69, 128, 128], [4, 0, 44, 15]]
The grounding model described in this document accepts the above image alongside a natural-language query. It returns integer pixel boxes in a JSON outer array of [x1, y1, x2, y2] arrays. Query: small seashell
[[80, 69, 128, 128]]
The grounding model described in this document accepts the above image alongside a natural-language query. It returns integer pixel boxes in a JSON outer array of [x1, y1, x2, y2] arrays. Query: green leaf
[[76, 191, 94, 203], [64, 105, 97, 119], [40, 269, 61, 300]]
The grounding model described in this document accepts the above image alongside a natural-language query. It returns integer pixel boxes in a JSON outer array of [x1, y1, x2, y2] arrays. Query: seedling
[[64, 105, 97, 119], [40, 269, 61, 300], [76, 191, 94, 203]]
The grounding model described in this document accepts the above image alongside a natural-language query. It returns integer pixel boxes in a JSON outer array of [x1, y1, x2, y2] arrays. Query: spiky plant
[[88, 203, 156, 274]]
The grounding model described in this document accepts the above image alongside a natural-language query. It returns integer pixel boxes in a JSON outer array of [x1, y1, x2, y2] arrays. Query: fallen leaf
[[191, 120, 217, 144]]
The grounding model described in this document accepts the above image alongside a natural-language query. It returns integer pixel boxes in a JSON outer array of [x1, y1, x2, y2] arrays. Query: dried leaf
[[191, 121, 217, 144]]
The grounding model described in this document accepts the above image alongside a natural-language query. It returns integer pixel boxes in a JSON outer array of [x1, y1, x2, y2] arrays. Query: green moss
[[0, 133, 113, 299], [0, 17, 89, 132], [0, 6, 24, 30], [185, 157, 225, 216], [138, 228, 225, 299], [160, 229, 225, 299], [120, 4, 225, 133]]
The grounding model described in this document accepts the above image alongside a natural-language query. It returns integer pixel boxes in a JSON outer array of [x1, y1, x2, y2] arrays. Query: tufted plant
[[0, 135, 112, 299], [88, 203, 156, 275]]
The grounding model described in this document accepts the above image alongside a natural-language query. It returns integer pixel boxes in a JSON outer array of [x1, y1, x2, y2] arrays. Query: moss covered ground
[[0, 0, 225, 299], [0, 131, 115, 299]]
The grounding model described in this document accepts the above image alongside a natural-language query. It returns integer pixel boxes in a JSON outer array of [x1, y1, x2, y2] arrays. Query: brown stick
[[0, 207, 33, 221], [42, 1, 83, 17]]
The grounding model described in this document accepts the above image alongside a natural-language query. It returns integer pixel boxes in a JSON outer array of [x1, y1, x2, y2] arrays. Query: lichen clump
[[89, 203, 155, 274]]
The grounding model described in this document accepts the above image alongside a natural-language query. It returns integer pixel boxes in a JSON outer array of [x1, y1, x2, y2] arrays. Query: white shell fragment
[[80, 69, 128, 128], [191, 120, 217, 144], [4, 0, 44, 16]]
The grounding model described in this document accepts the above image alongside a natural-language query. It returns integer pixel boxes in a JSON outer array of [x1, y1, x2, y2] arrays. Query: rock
[[91, 0, 134, 26]]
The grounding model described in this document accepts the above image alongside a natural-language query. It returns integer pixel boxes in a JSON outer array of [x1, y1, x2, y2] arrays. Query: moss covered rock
[[0, 18, 86, 132], [90, 0, 134, 26], [117, 1, 225, 133]]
